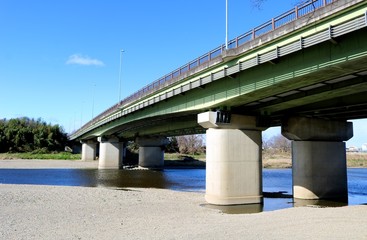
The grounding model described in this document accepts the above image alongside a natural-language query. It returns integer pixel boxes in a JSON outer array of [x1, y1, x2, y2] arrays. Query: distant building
[[362, 144, 367, 152], [347, 146, 359, 152]]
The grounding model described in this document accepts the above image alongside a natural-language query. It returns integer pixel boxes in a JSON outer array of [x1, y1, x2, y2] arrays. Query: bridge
[[70, 0, 367, 205]]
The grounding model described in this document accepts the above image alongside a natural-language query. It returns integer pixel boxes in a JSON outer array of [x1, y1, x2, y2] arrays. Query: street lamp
[[118, 49, 124, 103], [80, 100, 84, 128], [225, 0, 228, 50]]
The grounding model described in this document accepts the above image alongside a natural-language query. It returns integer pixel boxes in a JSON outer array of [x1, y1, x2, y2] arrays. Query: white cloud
[[66, 54, 104, 66]]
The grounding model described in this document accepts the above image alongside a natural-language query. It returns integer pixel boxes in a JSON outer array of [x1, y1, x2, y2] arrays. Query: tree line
[[0, 115, 290, 155], [263, 134, 291, 153], [127, 135, 205, 155], [167, 135, 205, 155], [129, 133, 290, 155], [0, 117, 68, 153]]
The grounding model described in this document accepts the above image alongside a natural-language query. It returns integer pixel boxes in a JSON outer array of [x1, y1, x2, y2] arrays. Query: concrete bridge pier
[[282, 117, 353, 200], [136, 136, 169, 168], [81, 140, 97, 161], [198, 111, 266, 205], [98, 136, 124, 169]]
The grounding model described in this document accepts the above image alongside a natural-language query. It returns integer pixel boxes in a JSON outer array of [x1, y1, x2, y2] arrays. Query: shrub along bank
[[0, 117, 68, 153]]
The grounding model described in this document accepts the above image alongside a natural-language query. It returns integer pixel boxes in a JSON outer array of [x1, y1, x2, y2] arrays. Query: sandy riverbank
[[0, 160, 366, 239], [0, 159, 99, 169]]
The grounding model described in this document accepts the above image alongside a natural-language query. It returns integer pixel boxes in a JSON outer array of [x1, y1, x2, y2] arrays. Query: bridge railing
[[71, 0, 335, 138]]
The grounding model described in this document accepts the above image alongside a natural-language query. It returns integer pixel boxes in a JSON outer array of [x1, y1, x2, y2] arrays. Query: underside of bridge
[[231, 44, 367, 125], [85, 27, 367, 141]]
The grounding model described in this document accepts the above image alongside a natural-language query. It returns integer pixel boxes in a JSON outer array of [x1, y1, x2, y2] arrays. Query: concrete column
[[136, 136, 169, 168], [282, 117, 353, 200], [198, 111, 266, 205], [98, 136, 123, 169], [81, 140, 97, 161]]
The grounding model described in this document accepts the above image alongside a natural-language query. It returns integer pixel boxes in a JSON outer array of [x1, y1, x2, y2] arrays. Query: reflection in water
[[0, 168, 205, 191], [202, 203, 264, 214], [0, 168, 365, 213], [205, 169, 366, 214], [293, 198, 348, 208], [94, 170, 173, 189]]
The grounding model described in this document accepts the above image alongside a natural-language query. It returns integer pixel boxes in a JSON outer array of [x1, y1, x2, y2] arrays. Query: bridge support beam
[[81, 140, 97, 161], [198, 111, 266, 205], [136, 136, 169, 168], [98, 136, 123, 169], [282, 117, 353, 200]]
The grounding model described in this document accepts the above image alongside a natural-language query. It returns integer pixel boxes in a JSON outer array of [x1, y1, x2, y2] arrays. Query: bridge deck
[[70, 0, 367, 140]]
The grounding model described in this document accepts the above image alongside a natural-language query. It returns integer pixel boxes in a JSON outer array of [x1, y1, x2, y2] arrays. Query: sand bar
[[0, 160, 366, 239]]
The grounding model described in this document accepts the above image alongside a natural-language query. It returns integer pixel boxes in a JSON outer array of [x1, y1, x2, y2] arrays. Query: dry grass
[[164, 153, 206, 168], [262, 151, 367, 168], [347, 152, 367, 168], [0, 152, 81, 160], [262, 150, 291, 168], [164, 151, 367, 168], [1, 151, 364, 169]]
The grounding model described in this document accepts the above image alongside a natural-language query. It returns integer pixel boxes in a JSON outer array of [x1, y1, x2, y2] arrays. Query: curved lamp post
[[118, 49, 124, 103]]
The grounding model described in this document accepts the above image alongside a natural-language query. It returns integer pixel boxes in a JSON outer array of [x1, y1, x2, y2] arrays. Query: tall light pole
[[118, 49, 124, 103], [225, 0, 228, 50], [80, 100, 84, 128]]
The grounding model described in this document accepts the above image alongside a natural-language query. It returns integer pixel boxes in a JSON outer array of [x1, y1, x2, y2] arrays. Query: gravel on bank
[[0, 160, 366, 239], [0, 184, 366, 240]]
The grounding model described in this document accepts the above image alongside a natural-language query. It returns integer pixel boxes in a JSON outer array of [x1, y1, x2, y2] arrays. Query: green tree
[[165, 137, 179, 153], [0, 117, 68, 153], [0, 119, 8, 152]]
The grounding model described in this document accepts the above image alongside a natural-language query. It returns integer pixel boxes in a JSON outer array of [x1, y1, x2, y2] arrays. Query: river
[[0, 168, 365, 213]]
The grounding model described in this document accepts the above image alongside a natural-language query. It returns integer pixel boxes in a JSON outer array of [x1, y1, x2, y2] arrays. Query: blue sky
[[0, 0, 366, 147]]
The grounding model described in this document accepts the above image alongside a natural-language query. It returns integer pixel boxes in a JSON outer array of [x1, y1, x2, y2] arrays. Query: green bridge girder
[[71, 0, 367, 141]]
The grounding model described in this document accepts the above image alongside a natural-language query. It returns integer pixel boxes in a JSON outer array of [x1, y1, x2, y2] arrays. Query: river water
[[0, 168, 366, 213]]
